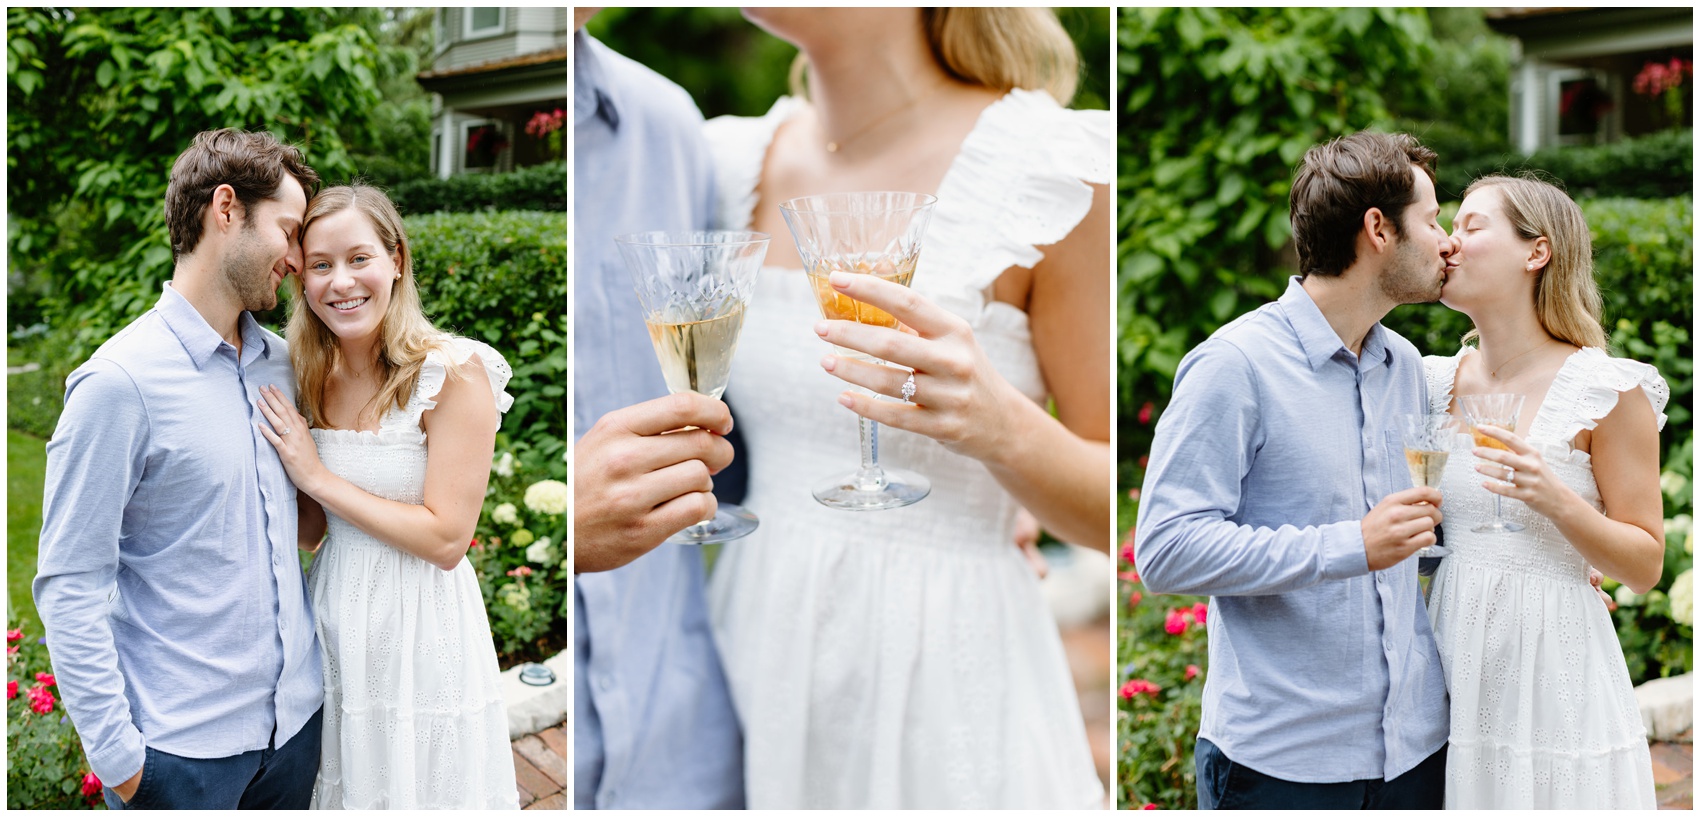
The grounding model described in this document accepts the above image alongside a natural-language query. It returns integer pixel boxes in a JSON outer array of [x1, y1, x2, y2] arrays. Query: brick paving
[[1653, 729, 1693, 810], [1061, 613, 1114, 802], [513, 721, 569, 809]]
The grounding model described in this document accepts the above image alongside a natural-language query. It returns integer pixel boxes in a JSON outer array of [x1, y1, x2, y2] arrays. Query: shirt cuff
[[1320, 520, 1371, 581], [86, 728, 145, 790]]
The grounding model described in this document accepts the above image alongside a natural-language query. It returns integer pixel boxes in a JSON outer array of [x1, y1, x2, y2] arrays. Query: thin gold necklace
[[822, 80, 945, 154], [1488, 340, 1550, 380]]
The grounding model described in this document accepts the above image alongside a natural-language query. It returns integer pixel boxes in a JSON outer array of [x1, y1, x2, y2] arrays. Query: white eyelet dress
[[1424, 346, 1667, 809], [701, 89, 1111, 809], [307, 337, 519, 809]]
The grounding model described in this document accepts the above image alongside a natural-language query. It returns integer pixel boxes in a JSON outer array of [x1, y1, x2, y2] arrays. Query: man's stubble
[[221, 221, 280, 313]]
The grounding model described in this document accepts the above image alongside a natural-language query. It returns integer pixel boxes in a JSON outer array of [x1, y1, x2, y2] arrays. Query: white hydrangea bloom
[[492, 502, 519, 526], [524, 479, 568, 515], [527, 537, 556, 566], [493, 451, 516, 478], [1670, 569, 1693, 627]]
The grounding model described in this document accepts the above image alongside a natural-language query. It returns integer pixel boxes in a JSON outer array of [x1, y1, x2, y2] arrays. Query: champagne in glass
[[780, 191, 937, 511], [1402, 412, 1458, 561], [1458, 393, 1527, 534], [615, 230, 768, 545]]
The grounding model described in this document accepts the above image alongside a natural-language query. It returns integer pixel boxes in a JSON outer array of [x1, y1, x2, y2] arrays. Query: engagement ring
[[281, 426, 292, 435], [901, 373, 916, 403]]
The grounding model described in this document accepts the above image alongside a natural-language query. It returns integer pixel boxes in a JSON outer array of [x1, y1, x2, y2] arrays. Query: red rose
[[1164, 609, 1188, 635], [82, 772, 102, 796], [1143, 804, 1159, 810], [6, 680, 16, 700], [35, 672, 55, 687], [1192, 602, 1209, 625], [1138, 401, 1154, 425], [1185, 664, 1200, 681], [5, 628, 22, 643], [1129, 591, 1142, 608]]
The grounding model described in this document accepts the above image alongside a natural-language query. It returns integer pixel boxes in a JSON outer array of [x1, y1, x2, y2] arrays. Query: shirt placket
[[1361, 362, 1409, 777], [239, 348, 289, 742]]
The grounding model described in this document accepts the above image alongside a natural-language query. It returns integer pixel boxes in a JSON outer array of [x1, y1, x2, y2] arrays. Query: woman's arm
[[259, 357, 500, 571], [1474, 388, 1664, 592], [298, 491, 326, 553], [817, 183, 1113, 550]]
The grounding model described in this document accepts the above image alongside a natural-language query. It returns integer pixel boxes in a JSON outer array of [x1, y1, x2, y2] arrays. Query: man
[[571, 10, 746, 809], [35, 129, 324, 809], [1136, 131, 1455, 809]]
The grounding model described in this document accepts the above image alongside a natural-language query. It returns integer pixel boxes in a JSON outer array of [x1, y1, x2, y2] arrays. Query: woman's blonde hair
[[790, 9, 1078, 105], [1460, 174, 1607, 350], [287, 184, 458, 429]]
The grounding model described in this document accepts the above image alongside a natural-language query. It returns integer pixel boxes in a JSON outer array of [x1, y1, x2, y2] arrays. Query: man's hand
[[1363, 487, 1443, 571], [113, 766, 142, 802], [1589, 567, 1618, 611], [1012, 507, 1047, 580], [574, 393, 735, 574]]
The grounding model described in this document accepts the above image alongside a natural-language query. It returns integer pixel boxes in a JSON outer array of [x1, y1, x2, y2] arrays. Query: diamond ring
[[281, 426, 292, 435], [900, 373, 916, 403]]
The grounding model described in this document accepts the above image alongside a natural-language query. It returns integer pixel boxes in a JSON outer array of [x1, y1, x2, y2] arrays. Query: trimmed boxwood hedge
[[387, 161, 567, 215]]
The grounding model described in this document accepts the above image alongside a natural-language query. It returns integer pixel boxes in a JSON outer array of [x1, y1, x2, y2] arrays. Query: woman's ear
[[1527, 236, 1552, 274]]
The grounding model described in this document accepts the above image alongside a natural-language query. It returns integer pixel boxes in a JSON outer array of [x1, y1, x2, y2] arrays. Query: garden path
[[512, 719, 569, 809], [1654, 729, 1692, 809], [1061, 612, 1114, 805]]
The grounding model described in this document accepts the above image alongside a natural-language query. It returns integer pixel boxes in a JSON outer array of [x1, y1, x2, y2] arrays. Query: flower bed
[[6, 624, 104, 809]]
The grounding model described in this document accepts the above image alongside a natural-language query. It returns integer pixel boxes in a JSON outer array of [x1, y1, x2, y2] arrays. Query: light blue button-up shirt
[[572, 31, 744, 810], [34, 282, 322, 786], [1135, 277, 1449, 783]]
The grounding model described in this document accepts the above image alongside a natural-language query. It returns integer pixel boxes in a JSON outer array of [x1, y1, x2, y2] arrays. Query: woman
[[703, 8, 1111, 809], [1424, 174, 1665, 809], [255, 185, 519, 809]]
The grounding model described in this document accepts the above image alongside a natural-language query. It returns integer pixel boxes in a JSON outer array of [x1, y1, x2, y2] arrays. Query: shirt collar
[[157, 282, 277, 369], [574, 31, 620, 132], [1278, 276, 1391, 372]]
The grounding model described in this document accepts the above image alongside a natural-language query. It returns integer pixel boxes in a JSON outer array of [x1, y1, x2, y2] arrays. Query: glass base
[[666, 503, 759, 545], [1472, 519, 1524, 533], [813, 467, 930, 511]]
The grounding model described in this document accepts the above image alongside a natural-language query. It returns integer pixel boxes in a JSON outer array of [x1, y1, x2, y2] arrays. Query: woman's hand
[[256, 384, 329, 496], [1471, 424, 1579, 520], [814, 270, 1023, 466]]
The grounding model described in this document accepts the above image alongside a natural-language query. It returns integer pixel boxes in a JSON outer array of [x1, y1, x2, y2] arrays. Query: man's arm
[[1135, 340, 1406, 596], [573, 393, 736, 573], [32, 359, 149, 790]]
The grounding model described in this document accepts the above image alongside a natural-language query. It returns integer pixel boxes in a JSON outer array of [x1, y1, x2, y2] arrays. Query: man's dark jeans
[[103, 706, 322, 810], [1196, 737, 1446, 810]]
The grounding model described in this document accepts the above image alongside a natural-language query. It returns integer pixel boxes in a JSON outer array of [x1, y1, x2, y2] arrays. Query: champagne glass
[[779, 191, 937, 510], [1402, 412, 1457, 559], [1458, 393, 1526, 534], [615, 230, 768, 545]]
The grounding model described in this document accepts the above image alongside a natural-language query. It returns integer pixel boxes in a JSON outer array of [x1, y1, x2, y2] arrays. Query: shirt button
[[597, 675, 613, 692]]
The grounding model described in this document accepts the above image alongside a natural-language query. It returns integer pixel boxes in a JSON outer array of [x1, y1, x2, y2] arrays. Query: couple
[[1137, 131, 1666, 809], [34, 129, 519, 809], [574, 8, 1109, 810]]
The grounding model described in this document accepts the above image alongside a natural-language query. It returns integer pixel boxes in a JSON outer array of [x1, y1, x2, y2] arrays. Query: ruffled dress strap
[[928, 88, 1113, 293], [704, 97, 805, 231], [386, 337, 515, 432], [1422, 349, 1465, 415], [1539, 346, 1669, 443]]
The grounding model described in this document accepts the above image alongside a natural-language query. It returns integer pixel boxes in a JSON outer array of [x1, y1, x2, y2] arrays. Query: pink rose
[[35, 672, 55, 687], [82, 772, 102, 796], [1138, 401, 1154, 425], [1185, 664, 1200, 681], [1119, 540, 1136, 567], [506, 565, 533, 578], [1118, 678, 1162, 700], [27, 683, 55, 714], [6, 680, 15, 700], [5, 628, 21, 643], [1143, 804, 1159, 810], [1164, 609, 1188, 635], [1128, 591, 1143, 608], [1192, 602, 1209, 625]]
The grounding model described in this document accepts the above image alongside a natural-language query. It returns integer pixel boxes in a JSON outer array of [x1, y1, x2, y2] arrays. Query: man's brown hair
[[1289, 131, 1437, 279], [163, 128, 320, 261]]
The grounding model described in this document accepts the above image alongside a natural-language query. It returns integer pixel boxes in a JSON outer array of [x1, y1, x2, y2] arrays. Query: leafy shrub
[[471, 462, 569, 663], [387, 161, 566, 215], [1439, 129, 1694, 201], [7, 622, 103, 810]]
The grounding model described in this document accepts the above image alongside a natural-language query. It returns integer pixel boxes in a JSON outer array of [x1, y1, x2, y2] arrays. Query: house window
[[464, 7, 504, 38], [431, 128, 443, 175], [462, 120, 507, 172]]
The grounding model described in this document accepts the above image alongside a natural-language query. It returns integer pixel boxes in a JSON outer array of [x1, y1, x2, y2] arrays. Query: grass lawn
[[9, 428, 47, 629]]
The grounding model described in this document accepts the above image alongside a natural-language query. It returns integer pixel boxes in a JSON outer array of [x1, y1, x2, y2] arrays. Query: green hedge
[[387, 161, 566, 215], [1440, 129, 1693, 200]]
